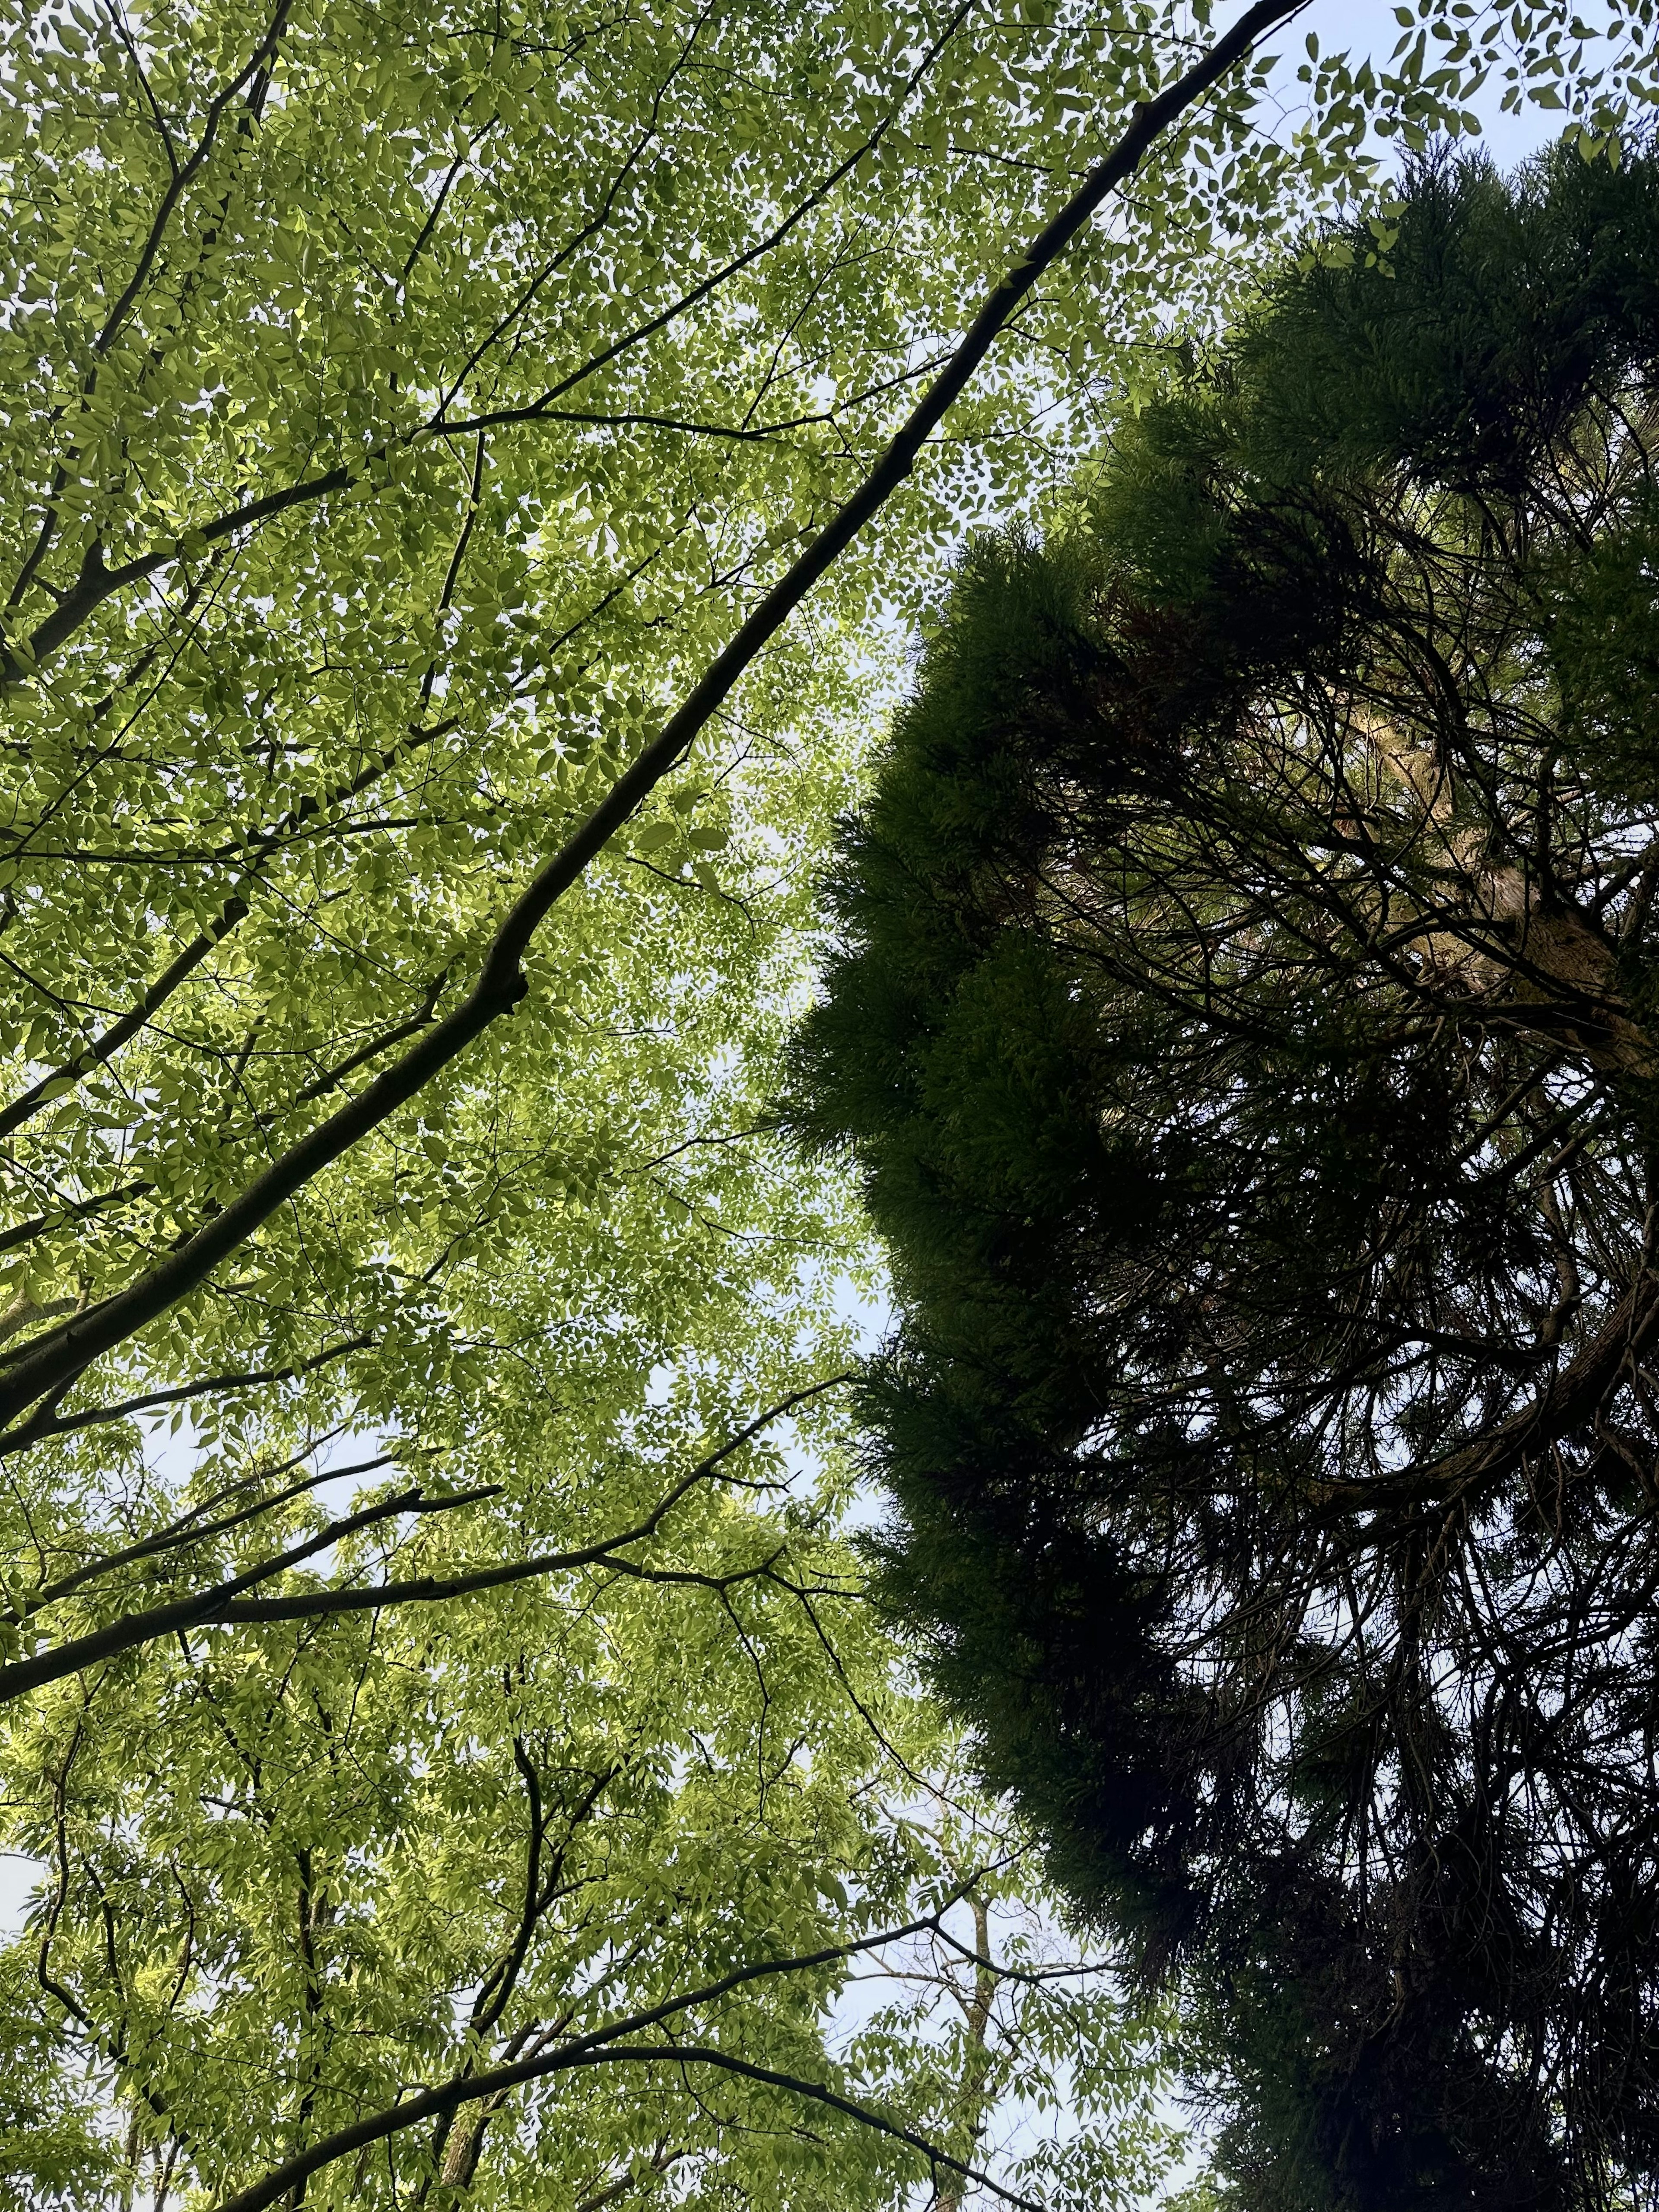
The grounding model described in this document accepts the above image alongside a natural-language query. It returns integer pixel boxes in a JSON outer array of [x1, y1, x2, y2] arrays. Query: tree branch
[[0, 2, 1307, 1433], [0, 1332, 373, 1450], [209, 1897, 1021, 2212], [0, 720, 452, 1143], [0, 1374, 848, 1700], [0, 1483, 498, 1703]]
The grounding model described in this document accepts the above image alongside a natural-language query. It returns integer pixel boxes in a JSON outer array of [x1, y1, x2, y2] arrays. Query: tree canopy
[[3, 0, 1658, 2206], [788, 139, 1659, 2210]]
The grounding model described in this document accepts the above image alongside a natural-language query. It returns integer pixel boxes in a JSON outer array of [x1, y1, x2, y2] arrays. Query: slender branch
[[433, 2, 712, 416], [3, 470, 351, 681], [0, 0, 967, 685], [0, 1180, 153, 1261], [209, 1894, 1019, 2212], [0, 900, 248, 1143], [23, 1449, 397, 1613], [436, 0, 976, 429], [3, 5, 293, 622], [0, 721, 452, 1143], [0, 1332, 372, 1450], [94, 1, 293, 358], [288, 987, 448, 1105], [0, 1374, 848, 1701], [0, 1485, 499, 1703], [215, 2045, 1049, 2212], [1316, 1275, 1659, 1518]]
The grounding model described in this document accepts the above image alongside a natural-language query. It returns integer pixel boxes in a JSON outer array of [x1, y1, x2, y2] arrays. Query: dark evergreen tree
[[787, 142, 1659, 2211]]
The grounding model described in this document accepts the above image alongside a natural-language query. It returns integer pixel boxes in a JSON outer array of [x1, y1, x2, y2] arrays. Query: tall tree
[[788, 138, 1659, 2209]]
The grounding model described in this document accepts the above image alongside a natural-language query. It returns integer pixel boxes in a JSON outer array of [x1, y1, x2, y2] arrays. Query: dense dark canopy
[[788, 143, 1659, 2209]]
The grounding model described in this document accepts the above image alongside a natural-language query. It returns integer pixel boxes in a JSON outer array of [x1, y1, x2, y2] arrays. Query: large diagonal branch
[[0, 1, 1306, 1434]]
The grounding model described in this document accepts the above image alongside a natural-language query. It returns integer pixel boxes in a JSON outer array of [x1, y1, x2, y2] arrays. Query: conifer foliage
[[789, 144, 1659, 2210]]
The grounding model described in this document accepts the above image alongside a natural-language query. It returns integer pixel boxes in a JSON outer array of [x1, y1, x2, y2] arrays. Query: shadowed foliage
[[787, 140, 1659, 2211]]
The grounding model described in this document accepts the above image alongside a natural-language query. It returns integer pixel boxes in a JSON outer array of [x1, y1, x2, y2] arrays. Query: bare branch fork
[[0, 1, 1306, 1433]]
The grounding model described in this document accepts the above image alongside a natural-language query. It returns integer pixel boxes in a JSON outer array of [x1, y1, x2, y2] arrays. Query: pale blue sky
[[1268, 0, 1589, 170]]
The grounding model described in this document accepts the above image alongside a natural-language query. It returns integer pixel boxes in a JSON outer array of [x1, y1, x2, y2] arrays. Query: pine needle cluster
[[788, 141, 1659, 2210]]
